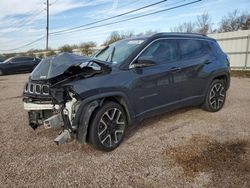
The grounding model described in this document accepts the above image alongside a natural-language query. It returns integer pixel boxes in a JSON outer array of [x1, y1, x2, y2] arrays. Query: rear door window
[[178, 39, 210, 60], [22, 57, 33, 61], [141, 39, 178, 64], [12, 57, 23, 63]]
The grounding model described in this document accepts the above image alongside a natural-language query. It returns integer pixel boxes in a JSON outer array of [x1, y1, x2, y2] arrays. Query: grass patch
[[231, 70, 250, 78], [165, 135, 250, 186]]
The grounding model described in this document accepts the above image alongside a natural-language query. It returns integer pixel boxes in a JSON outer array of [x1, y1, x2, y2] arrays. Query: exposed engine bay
[[23, 53, 111, 144]]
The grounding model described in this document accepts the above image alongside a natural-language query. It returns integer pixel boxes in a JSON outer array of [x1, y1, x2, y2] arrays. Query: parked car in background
[[0, 56, 6, 63], [0, 56, 41, 75], [23, 33, 230, 151]]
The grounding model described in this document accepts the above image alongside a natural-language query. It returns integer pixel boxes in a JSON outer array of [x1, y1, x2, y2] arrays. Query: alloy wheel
[[209, 83, 225, 110], [98, 108, 125, 148]]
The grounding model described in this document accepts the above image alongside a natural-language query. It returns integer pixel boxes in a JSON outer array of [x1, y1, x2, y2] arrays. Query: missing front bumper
[[24, 102, 60, 129], [23, 99, 77, 145], [24, 102, 59, 111], [44, 113, 64, 129]]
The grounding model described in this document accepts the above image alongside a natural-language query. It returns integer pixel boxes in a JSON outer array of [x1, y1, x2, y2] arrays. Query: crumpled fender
[[74, 100, 101, 143], [73, 91, 135, 143]]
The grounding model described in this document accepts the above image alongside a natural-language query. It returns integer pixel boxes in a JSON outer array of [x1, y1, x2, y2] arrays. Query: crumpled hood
[[30, 52, 111, 84]]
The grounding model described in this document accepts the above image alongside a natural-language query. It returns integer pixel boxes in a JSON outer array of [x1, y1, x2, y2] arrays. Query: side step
[[54, 130, 71, 145], [44, 114, 64, 129]]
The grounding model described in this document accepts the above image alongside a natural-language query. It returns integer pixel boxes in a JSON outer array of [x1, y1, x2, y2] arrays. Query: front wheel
[[88, 102, 127, 151], [203, 79, 227, 112]]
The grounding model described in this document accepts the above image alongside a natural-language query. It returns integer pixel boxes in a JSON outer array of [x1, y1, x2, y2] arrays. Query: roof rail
[[152, 32, 208, 38]]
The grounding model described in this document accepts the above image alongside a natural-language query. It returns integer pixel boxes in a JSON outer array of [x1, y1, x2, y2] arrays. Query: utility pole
[[46, 0, 49, 50]]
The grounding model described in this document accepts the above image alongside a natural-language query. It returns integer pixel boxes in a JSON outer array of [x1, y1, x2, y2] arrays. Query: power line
[[50, 0, 59, 5], [51, 0, 201, 36], [50, 0, 187, 35], [0, 0, 56, 52], [16, 10, 45, 28], [3, 0, 46, 29], [0, 36, 46, 52], [3, 0, 55, 31], [50, 0, 168, 35], [0, 0, 201, 52], [3, 9, 45, 30], [118, 0, 141, 8]]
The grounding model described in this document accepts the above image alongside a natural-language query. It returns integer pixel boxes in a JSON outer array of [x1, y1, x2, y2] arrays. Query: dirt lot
[[0, 74, 249, 187]]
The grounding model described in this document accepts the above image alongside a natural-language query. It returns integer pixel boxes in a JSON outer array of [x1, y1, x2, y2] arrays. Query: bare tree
[[59, 45, 73, 53], [120, 31, 135, 39], [37, 53, 44, 59], [103, 31, 124, 46], [244, 18, 250, 30], [46, 50, 56, 57], [71, 44, 79, 49], [103, 30, 159, 46], [136, 30, 158, 37], [170, 13, 212, 34], [80, 41, 97, 56], [196, 12, 212, 34], [170, 21, 196, 33], [237, 12, 250, 30], [218, 9, 250, 32], [103, 31, 136, 46]]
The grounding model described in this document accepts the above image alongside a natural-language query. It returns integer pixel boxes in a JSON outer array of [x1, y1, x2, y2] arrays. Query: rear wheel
[[203, 79, 226, 112], [0, 69, 3, 76], [88, 102, 127, 151]]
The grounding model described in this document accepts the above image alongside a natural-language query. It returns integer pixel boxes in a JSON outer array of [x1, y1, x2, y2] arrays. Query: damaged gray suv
[[23, 33, 230, 151]]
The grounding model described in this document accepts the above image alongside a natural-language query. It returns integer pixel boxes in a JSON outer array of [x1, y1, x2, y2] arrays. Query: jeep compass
[[23, 33, 230, 151]]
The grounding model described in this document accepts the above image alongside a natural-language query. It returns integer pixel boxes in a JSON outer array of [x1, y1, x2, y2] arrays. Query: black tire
[[203, 79, 226, 112], [0, 69, 3, 76], [88, 102, 127, 151]]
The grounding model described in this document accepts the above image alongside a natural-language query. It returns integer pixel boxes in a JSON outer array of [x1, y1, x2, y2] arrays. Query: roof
[[122, 32, 214, 42], [151, 32, 214, 40]]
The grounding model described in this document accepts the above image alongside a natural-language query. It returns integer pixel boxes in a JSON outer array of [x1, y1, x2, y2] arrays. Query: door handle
[[170, 67, 181, 72]]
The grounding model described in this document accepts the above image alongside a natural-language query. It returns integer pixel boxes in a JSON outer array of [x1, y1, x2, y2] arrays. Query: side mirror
[[130, 56, 156, 69]]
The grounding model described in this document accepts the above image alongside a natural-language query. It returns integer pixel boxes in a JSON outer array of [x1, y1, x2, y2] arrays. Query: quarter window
[[140, 39, 178, 64], [178, 39, 210, 59]]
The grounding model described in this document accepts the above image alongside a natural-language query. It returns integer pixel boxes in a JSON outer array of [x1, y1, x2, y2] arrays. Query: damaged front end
[[22, 52, 111, 144]]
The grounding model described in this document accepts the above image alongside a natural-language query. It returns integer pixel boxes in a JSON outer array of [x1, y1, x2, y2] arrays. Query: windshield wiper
[[104, 47, 116, 62], [110, 47, 116, 62]]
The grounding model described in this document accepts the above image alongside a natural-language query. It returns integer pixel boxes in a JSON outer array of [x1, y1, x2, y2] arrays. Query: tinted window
[[12, 57, 33, 63], [178, 39, 210, 59], [22, 57, 33, 61], [209, 41, 224, 56], [12, 57, 22, 63], [141, 39, 178, 64], [26, 57, 33, 61]]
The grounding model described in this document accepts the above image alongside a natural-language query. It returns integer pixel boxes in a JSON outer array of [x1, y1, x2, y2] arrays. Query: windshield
[[30, 53, 90, 80], [95, 39, 144, 64]]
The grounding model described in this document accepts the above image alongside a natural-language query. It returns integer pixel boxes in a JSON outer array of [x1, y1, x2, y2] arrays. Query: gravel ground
[[0, 74, 249, 187]]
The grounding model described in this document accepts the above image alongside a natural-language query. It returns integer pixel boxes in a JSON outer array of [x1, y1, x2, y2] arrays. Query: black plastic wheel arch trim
[[73, 92, 134, 143]]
